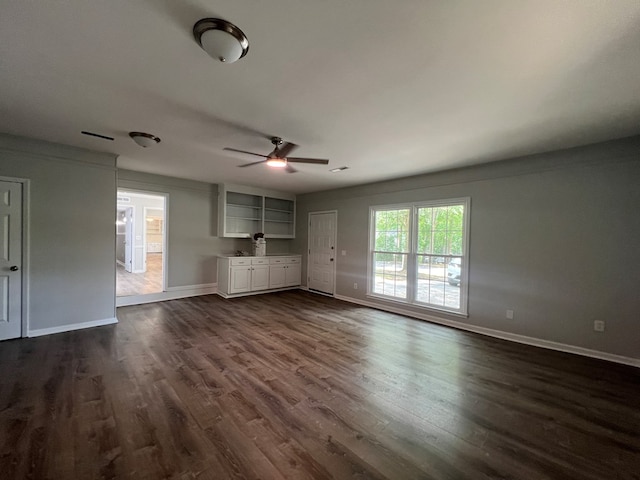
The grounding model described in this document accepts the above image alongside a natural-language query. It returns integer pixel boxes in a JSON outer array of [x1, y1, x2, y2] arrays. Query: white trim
[[28, 317, 118, 337], [334, 294, 640, 368], [117, 283, 216, 307], [0, 175, 31, 338], [216, 286, 300, 299], [166, 283, 216, 292], [306, 287, 335, 298]]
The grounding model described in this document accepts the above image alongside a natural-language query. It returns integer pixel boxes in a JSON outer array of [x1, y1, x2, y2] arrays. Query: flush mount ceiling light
[[193, 18, 249, 63], [129, 132, 161, 148]]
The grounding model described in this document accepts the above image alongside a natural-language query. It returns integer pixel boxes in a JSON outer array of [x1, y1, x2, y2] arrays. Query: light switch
[[341, 250, 347, 256]]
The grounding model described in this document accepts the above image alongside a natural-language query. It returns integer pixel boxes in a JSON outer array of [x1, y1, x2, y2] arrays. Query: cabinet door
[[251, 265, 270, 291], [229, 266, 251, 293], [285, 263, 302, 287], [269, 264, 286, 289]]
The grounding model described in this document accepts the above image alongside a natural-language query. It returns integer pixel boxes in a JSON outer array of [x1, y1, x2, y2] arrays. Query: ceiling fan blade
[[286, 157, 330, 165], [238, 160, 268, 168], [223, 147, 268, 158], [277, 142, 298, 158], [285, 164, 297, 173]]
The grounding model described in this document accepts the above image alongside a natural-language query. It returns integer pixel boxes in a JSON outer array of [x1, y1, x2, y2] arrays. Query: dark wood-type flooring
[[1, 291, 639, 479]]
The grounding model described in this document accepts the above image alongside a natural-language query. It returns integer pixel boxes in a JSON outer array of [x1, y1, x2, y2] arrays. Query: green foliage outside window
[[374, 209, 410, 261], [417, 205, 463, 257]]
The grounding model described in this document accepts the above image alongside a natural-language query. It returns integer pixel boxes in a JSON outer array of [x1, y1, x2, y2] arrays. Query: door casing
[[0, 176, 29, 338]]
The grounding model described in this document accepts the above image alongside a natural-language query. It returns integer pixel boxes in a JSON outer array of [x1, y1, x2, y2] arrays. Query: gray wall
[[0, 134, 296, 333], [117, 170, 294, 288], [294, 136, 640, 359], [0, 134, 117, 331]]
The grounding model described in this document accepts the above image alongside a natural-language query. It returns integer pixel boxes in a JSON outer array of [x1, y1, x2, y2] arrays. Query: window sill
[[366, 293, 469, 318]]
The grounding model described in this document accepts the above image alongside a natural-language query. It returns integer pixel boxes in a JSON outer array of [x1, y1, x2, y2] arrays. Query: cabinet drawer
[[251, 258, 269, 265], [269, 256, 301, 265], [230, 258, 251, 266]]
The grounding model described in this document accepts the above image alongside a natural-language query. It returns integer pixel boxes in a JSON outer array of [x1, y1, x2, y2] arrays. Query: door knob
[[10, 266, 19, 271]]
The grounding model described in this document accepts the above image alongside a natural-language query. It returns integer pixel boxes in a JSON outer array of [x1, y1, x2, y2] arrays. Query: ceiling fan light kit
[[193, 18, 249, 63], [266, 158, 288, 168], [129, 132, 161, 148], [223, 136, 330, 174]]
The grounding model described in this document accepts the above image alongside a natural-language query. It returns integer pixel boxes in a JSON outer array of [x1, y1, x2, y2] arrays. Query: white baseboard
[[28, 317, 118, 338], [117, 283, 217, 307], [216, 286, 301, 299], [334, 294, 640, 368]]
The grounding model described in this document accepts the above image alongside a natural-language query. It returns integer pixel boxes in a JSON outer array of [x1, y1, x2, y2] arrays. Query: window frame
[[367, 197, 470, 316]]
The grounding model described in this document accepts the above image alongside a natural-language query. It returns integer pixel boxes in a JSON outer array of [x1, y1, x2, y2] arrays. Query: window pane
[[417, 207, 433, 254], [373, 253, 407, 299], [416, 255, 461, 309], [375, 209, 410, 253], [418, 204, 465, 256]]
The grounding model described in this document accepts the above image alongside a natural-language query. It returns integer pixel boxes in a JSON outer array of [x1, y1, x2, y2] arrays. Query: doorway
[[116, 190, 166, 297], [307, 210, 337, 295]]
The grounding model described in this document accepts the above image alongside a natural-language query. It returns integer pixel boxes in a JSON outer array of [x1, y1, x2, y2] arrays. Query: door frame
[[0, 176, 30, 337], [307, 210, 338, 296], [124, 206, 134, 272], [116, 188, 169, 298]]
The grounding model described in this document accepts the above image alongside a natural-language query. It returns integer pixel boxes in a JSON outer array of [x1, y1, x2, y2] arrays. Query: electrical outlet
[[506, 309, 514, 320], [353, 283, 358, 290], [593, 320, 605, 332]]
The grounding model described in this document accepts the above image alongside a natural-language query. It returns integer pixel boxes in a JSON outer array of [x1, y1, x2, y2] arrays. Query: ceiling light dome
[[193, 18, 249, 64], [129, 132, 161, 148]]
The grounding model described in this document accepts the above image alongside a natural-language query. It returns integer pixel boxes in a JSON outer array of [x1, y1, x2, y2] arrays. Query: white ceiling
[[1, 1, 640, 194]]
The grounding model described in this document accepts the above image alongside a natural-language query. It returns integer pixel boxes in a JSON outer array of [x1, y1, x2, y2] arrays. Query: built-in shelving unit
[[219, 184, 296, 238], [264, 197, 295, 237]]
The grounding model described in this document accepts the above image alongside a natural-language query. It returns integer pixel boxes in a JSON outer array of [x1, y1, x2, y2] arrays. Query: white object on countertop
[[253, 238, 266, 257]]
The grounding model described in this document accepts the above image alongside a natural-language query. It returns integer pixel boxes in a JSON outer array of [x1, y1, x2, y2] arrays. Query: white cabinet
[[250, 259, 269, 291], [219, 184, 295, 239], [229, 264, 251, 294], [217, 255, 301, 298], [269, 256, 301, 289]]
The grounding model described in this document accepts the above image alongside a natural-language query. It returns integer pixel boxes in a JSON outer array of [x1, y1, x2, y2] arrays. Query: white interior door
[[0, 180, 23, 341], [308, 211, 337, 295]]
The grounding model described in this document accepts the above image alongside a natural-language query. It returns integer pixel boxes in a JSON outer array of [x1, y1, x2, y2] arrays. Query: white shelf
[[219, 185, 296, 238], [228, 203, 262, 209], [265, 207, 293, 213]]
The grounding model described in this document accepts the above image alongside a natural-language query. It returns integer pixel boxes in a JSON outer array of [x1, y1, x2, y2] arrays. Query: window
[[369, 198, 470, 315]]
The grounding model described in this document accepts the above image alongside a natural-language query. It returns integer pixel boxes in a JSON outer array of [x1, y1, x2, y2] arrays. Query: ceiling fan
[[223, 137, 329, 173]]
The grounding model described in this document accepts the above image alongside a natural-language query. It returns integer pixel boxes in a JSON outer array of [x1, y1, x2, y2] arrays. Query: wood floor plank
[[1, 290, 639, 479]]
